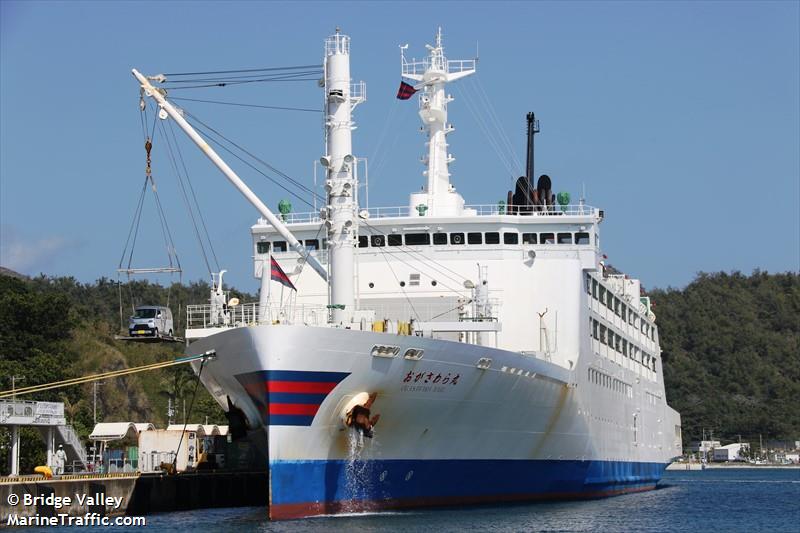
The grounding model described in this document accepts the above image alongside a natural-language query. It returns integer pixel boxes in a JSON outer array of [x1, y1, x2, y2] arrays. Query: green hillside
[[1, 270, 797, 473], [651, 271, 799, 445]]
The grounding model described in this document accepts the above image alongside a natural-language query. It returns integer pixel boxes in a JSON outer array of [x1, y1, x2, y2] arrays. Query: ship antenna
[[402, 28, 476, 217]]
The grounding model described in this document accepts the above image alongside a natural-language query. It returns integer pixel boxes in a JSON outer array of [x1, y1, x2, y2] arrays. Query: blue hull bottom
[[269, 459, 667, 519]]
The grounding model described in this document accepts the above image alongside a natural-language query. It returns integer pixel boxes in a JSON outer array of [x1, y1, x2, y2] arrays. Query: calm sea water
[[35, 468, 800, 532]]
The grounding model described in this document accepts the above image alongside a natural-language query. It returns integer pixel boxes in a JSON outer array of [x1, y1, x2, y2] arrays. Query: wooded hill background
[[1, 269, 797, 474]]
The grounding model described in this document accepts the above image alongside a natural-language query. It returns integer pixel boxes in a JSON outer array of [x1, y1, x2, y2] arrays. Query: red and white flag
[[270, 257, 296, 291], [396, 81, 418, 100]]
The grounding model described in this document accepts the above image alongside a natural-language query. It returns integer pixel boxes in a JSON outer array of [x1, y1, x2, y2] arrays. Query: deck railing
[[268, 204, 598, 225]]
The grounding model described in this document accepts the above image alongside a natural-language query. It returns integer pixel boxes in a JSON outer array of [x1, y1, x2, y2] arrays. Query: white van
[[128, 306, 174, 337]]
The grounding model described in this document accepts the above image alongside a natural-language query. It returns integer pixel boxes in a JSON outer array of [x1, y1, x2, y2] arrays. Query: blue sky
[[1, 1, 798, 292]]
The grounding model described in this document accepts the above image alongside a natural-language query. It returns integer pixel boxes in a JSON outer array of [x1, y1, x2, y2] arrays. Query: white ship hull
[[189, 324, 679, 519]]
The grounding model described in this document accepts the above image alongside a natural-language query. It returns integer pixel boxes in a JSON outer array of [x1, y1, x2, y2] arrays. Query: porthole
[[400, 281, 406, 287], [431, 280, 437, 286], [368, 282, 374, 288]]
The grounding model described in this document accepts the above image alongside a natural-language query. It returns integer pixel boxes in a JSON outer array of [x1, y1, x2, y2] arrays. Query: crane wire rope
[[454, 81, 519, 183], [163, 64, 323, 77], [182, 112, 322, 209], [166, 119, 221, 272], [170, 96, 321, 113], [157, 119, 214, 277], [183, 109, 321, 201], [471, 76, 523, 172]]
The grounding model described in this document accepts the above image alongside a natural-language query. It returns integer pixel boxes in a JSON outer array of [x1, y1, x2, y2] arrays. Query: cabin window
[[614, 298, 621, 316], [504, 232, 519, 245], [621, 303, 627, 321], [467, 232, 483, 244], [540, 233, 555, 244], [576, 232, 590, 245], [606, 290, 613, 309], [599, 286, 606, 305], [522, 233, 537, 244], [371, 235, 385, 247], [450, 232, 465, 245], [615, 335, 622, 352], [585, 274, 591, 294], [388, 234, 402, 246], [600, 325, 607, 345], [405, 233, 431, 246], [622, 339, 628, 357], [305, 239, 319, 250], [256, 242, 270, 254], [433, 233, 448, 245], [485, 232, 500, 244], [358, 236, 368, 248], [273, 241, 287, 252], [557, 232, 572, 244], [592, 320, 599, 339], [592, 279, 598, 299]]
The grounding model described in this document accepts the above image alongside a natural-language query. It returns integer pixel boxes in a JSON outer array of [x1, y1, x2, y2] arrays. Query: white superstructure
[[136, 27, 681, 521]]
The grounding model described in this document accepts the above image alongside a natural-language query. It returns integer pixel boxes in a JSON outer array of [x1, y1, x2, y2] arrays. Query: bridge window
[[576, 232, 590, 245], [450, 232, 465, 245], [541, 233, 555, 244], [273, 241, 287, 252], [371, 235, 385, 247], [557, 232, 572, 244], [405, 233, 430, 246], [256, 242, 270, 254], [522, 233, 537, 244], [305, 239, 319, 250], [504, 232, 519, 244], [485, 232, 500, 244], [467, 232, 483, 244], [433, 233, 448, 245], [358, 236, 368, 248], [388, 234, 402, 246]]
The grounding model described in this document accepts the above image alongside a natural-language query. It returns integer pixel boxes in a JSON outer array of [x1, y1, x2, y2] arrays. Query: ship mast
[[402, 28, 476, 217], [322, 29, 364, 325]]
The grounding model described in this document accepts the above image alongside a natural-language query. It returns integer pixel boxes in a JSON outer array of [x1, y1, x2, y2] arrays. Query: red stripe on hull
[[268, 403, 320, 416], [268, 484, 657, 520], [267, 381, 339, 393]]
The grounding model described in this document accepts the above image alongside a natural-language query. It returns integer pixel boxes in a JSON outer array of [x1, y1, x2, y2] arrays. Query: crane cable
[[0, 352, 215, 399]]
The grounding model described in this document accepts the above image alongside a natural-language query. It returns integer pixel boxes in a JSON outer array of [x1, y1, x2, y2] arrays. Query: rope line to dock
[[0, 352, 213, 399]]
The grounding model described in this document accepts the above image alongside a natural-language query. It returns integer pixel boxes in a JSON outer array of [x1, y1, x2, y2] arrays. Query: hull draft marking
[[236, 370, 350, 426]]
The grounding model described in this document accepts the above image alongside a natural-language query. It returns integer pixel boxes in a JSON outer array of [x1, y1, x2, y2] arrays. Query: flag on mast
[[270, 257, 296, 291], [396, 81, 418, 100]]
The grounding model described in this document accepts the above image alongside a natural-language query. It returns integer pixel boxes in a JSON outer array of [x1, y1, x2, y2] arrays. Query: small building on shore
[[713, 442, 750, 462]]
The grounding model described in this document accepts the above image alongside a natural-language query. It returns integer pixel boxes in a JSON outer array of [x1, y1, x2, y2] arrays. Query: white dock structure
[[0, 400, 87, 475]]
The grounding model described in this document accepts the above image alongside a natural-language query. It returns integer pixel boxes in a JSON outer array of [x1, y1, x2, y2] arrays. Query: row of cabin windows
[[359, 231, 591, 248], [588, 368, 633, 398], [257, 239, 321, 254], [257, 230, 592, 255], [585, 274, 656, 341], [591, 318, 657, 372]]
